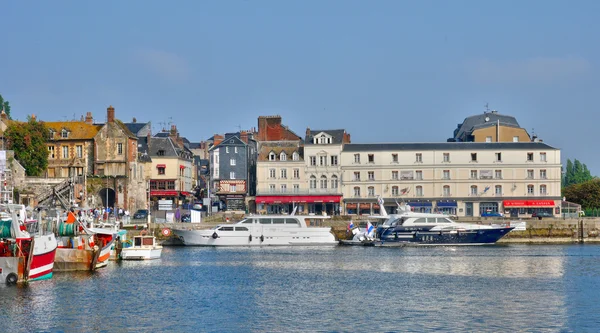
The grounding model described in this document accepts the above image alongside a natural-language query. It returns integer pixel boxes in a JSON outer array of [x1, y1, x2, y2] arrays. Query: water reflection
[[1, 244, 598, 332]]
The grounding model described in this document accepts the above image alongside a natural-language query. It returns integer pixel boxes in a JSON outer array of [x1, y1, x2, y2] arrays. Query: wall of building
[[472, 126, 530, 143]]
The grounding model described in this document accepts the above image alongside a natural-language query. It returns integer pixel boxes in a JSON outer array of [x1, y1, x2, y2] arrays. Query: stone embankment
[[131, 213, 600, 245]]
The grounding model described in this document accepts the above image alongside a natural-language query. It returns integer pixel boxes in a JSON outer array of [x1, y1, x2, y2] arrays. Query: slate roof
[[148, 137, 179, 157], [123, 122, 148, 136], [46, 121, 102, 140], [154, 132, 170, 138], [453, 112, 522, 141], [343, 142, 558, 152], [305, 129, 346, 145], [258, 144, 303, 161]]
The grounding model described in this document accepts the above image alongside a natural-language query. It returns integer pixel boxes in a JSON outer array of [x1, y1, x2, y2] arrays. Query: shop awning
[[156, 164, 166, 168], [151, 190, 178, 196], [503, 200, 555, 207], [180, 191, 191, 196], [437, 200, 457, 207], [256, 195, 341, 204], [408, 202, 432, 207]]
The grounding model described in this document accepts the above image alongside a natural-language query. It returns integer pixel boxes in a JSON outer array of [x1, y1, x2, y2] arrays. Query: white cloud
[[134, 49, 190, 82], [468, 56, 591, 84]]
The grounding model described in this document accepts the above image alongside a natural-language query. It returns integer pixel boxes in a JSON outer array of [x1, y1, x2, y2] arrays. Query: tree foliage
[[5, 117, 49, 176], [0, 93, 11, 119], [563, 158, 593, 187], [563, 179, 600, 209]]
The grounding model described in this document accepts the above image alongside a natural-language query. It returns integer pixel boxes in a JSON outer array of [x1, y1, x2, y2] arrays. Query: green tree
[[563, 158, 594, 187], [5, 117, 49, 176], [563, 179, 600, 209], [0, 94, 11, 119]]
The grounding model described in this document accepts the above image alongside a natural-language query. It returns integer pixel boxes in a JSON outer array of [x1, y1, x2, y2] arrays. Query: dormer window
[[280, 152, 287, 161], [157, 150, 165, 156], [61, 129, 69, 138], [314, 133, 332, 144], [48, 129, 55, 138], [269, 152, 276, 161], [292, 152, 299, 161]]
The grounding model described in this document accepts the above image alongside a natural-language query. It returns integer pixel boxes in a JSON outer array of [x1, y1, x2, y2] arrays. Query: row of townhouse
[[1, 106, 197, 211]]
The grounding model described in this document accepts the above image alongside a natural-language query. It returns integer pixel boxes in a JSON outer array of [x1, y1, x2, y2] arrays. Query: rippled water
[[2, 244, 600, 332]]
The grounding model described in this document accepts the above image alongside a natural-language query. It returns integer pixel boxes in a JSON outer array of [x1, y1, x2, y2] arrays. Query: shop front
[[436, 200, 457, 215], [256, 195, 341, 215], [503, 199, 557, 218]]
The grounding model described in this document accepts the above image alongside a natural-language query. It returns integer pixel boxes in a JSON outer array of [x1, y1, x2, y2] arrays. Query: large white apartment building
[[340, 142, 561, 217]]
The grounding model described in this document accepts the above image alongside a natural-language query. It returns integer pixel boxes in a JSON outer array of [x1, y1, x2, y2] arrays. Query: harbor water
[[2, 244, 600, 332]]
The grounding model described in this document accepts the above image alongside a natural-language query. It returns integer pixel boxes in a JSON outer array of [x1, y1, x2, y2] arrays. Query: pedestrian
[[175, 207, 181, 223]]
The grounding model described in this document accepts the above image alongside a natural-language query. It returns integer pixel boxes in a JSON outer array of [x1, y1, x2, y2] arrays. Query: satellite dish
[[485, 116, 490, 122]]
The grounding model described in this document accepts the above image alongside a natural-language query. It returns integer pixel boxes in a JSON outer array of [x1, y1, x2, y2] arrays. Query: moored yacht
[[344, 199, 513, 246], [172, 212, 337, 246]]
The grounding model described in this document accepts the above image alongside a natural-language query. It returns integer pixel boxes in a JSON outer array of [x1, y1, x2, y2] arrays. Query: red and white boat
[[0, 204, 58, 284]]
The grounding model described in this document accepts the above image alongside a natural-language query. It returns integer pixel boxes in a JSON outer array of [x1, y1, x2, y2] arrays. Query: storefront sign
[[503, 200, 555, 207]]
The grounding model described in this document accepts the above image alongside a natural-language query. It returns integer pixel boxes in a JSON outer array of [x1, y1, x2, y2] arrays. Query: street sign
[[158, 199, 173, 211]]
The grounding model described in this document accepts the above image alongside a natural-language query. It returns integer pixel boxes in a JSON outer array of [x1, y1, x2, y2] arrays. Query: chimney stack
[[240, 131, 248, 144], [85, 112, 93, 125], [107, 105, 115, 123], [306, 127, 311, 140], [133, 117, 137, 123], [147, 132, 151, 148], [213, 134, 224, 146]]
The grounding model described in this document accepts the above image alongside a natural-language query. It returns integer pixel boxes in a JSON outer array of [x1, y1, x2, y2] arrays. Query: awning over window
[[503, 200, 555, 207], [256, 195, 341, 204], [408, 202, 432, 207], [437, 200, 457, 207], [156, 164, 166, 168], [151, 190, 178, 196]]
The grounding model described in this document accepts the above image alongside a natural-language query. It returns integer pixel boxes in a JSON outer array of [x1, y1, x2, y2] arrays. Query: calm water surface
[[1, 244, 600, 332]]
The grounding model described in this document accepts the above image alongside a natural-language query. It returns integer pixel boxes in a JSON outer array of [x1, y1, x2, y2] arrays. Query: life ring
[[249, 235, 253, 242], [6, 272, 18, 285], [212, 232, 218, 239], [161, 228, 172, 237], [260, 235, 264, 242]]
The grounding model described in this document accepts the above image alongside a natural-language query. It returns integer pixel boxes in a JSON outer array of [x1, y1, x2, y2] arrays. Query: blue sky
[[2, 1, 599, 173]]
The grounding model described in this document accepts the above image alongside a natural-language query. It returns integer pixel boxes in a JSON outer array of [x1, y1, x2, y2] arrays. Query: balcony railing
[[256, 188, 342, 195]]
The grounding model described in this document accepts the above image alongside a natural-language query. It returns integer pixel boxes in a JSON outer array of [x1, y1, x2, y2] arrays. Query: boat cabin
[[133, 236, 158, 248]]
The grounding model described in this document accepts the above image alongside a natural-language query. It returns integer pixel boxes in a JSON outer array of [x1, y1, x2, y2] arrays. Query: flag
[[377, 196, 384, 206], [347, 221, 355, 230], [366, 221, 374, 237], [401, 187, 410, 195], [483, 186, 490, 193]]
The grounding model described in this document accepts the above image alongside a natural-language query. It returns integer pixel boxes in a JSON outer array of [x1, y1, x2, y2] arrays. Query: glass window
[[269, 169, 276, 178], [117, 143, 123, 155], [280, 152, 287, 161], [443, 153, 450, 162], [280, 184, 286, 193], [354, 187, 360, 197], [235, 227, 248, 231], [281, 169, 287, 179], [368, 171, 375, 181], [495, 185, 502, 195], [527, 184, 534, 194], [470, 185, 478, 195], [392, 186, 399, 196], [470, 170, 477, 179], [354, 172, 361, 181], [269, 152, 276, 161], [513, 136, 519, 142], [443, 170, 450, 179], [320, 175, 327, 189], [354, 154, 360, 163], [495, 170, 502, 179], [76, 145, 83, 158], [527, 170, 534, 179], [540, 153, 547, 162], [309, 176, 317, 189], [293, 168, 300, 179], [293, 152, 299, 161], [416, 186, 423, 196], [391, 171, 398, 180], [330, 155, 338, 166], [368, 154, 374, 163], [62, 146, 69, 159], [486, 136, 492, 142], [495, 152, 501, 161], [416, 170, 423, 180], [230, 171, 235, 179], [443, 185, 450, 196], [540, 169, 547, 179], [368, 186, 375, 197], [527, 153, 533, 161], [471, 153, 477, 162], [230, 158, 236, 166], [540, 185, 547, 195], [310, 156, 316, 166], [392, 154, 398, 163], [331, 175, 338, 189], [158, 167, 165, 175], [319, 156, 327, 166], [416, 153, 422, 162]]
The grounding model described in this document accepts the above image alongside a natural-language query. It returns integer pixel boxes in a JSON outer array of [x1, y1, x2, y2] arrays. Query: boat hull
[[120, 248, 162, 260], [376, 227, 514, 245], [173, 228, 337, 246]]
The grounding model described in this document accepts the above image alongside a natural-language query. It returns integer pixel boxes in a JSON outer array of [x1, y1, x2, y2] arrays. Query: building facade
[[209, 132, 256, 212], [450, 110, 531, 143], [341, 142, 561, 217]]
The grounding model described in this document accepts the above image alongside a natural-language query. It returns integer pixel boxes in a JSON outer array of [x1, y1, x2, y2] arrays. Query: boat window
[[220, 226, 234, 231], [427, 218, 437, 223], [390, 218, 403, 227], [285, 219, 299, 225], [437, 218, 452, 223], [142, 237, 154, 246], [235, 227, 248, 231], [259, 219, 272, 224], [414, 218, 427, 223], [272, 218, 285, 224], [134, 237, 142, 246], [241, 219, 252, 224]]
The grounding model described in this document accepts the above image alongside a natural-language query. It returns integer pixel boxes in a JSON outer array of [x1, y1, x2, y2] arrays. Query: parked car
[[133, 209, 149, 219], [532, 211, 553, 220], [481, 212, 503, 217], [181, 214, 191, 223]]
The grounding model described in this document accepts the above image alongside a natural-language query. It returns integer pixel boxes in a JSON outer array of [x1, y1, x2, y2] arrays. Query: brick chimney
[[240, 131, 248, 144], [132, 117, 137, 123], [107, 105, 115, 123], [213, 134, 224, 146], [85, 112, 93, 125], [343, 131, 351, 144], [305, 127, 311, 140], [147, 132, 151, 148]]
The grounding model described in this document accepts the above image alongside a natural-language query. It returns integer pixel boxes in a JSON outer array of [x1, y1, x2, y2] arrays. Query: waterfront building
[[209, 131, 257, 212], [449, 110, 531, 143], [147, 126, 195, 208], [340, 142, 561, 218]]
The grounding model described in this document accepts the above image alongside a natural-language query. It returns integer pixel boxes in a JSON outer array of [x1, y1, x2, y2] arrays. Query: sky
[[2, 1, 599, 173]]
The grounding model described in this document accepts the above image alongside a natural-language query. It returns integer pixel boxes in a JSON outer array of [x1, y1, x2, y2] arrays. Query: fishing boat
[[172, 210, 337, 246], [53, 209, 116, 271], [120, 235, 162, 260], [0, 204, 58, 284], [342, 198, 514, 246]]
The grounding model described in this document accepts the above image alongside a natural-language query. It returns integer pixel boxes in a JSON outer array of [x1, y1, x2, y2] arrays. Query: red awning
[[503, 200, 555, 207], [180, 191, 191, 196], [156, 164, 166, 168], [151, 190, 178, 196], [256, 195, 341, 204]]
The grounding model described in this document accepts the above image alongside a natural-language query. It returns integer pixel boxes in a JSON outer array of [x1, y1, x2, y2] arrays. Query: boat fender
[[260, 235, 264, 242], [6, 272, 18, 285], [249, 235, 253, 242], [212, 232, 218, 239], [88, 236, 95, 248]]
